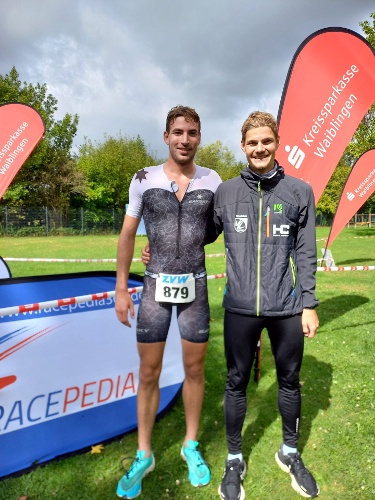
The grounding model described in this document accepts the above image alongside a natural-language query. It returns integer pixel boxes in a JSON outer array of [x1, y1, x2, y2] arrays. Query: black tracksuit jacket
[[212, 162, 319, 316]]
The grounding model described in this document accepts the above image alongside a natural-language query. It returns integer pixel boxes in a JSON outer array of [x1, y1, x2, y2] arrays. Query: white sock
[[228, 452, 243, 461], [282, 444, 297, 455]]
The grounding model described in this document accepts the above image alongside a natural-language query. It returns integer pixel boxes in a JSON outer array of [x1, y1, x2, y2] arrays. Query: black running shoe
[[275, 447, 320, 498], [218, 458, 246, 500]]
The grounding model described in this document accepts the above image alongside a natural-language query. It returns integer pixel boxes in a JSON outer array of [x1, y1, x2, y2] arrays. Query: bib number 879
[[163, 286, 189, 300], [155, 273, 195, 303]]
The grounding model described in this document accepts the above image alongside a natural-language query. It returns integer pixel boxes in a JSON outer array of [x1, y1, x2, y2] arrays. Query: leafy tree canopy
[[78, 134, 159, 209], [195, 140, 245, 181], [319, 13, 375, 216], [317, 160, 351, 217], [0, 67, 80, 209], [346, 12, 375, 213]]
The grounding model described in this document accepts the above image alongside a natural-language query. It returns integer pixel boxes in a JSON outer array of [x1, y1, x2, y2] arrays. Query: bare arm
[[115, 215, 140, 327]]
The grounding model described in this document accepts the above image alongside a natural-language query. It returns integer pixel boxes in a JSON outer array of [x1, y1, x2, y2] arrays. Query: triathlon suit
[[126, 164, 222, 343]]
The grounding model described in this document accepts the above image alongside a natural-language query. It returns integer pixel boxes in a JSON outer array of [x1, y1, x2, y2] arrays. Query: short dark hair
[[166, 105, 201, 133]]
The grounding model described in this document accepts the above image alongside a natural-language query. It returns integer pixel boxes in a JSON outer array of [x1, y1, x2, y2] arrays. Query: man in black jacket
[[214, 111, 320, 500]]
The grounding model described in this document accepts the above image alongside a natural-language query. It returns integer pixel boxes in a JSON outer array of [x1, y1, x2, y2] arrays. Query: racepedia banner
[[325, 149, 375, 248], [277, 28, 375, 202], [0, 272, 184, 478], [0, 103, 45, 199]]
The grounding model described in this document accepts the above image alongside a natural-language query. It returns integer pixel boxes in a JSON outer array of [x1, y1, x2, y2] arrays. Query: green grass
[[1, 227, 374, 499]]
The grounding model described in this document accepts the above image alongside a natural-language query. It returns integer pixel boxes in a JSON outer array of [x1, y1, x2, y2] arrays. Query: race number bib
[[155, 273, 195, 303]]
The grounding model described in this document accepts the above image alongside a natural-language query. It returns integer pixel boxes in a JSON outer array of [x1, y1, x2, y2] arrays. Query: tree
[[345, 12, 375, 213], [344, 12, 375, 165], [360, 11, 375, 47], [316, 160, 351, 218], [344, 12, 375, 213], [195, 141, 245, 181], [0, 67, 81, 210], [319, 13, 375, 216], [78, 134, 158, 209]]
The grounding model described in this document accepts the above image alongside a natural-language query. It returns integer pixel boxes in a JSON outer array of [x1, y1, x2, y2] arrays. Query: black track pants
[[223, 310, 304, 454]]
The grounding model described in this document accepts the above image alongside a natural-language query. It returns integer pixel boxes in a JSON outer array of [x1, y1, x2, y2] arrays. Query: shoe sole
[[218, 484, 245, 499], [180, 449, 210, 487], [275, 453, 320, 498], [117, 458, 156, 499]]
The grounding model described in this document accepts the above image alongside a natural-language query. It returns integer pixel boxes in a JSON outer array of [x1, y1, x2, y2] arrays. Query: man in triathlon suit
[[115, 105, 221, 499], [214, 112, 320, 499]]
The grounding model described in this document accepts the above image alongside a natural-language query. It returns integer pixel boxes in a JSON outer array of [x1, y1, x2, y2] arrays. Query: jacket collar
[[240, 161, 284, 190]]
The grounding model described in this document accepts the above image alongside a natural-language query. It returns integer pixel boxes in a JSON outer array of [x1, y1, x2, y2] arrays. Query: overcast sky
[[1, 0, 374, 161]]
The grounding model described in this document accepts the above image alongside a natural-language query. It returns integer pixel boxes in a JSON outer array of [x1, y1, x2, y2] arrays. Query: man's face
[[241, 126, 279, 175], [164, 116, 201, 165]]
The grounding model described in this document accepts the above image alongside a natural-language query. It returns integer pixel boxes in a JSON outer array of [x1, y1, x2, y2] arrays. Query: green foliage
[[78, 134, 159, 209], [346, 104, 375, 156], [317, 161, 351, 217], [196, 140, 245, 181], [0, 67, 81, 210], [343, 13, 375, 213], [343, 103, 375, 213], [360, 11, 375, 48], [2, 12, 375, 215], [318, 13, 375, 216], [0, 229, 374, 499], [0, 67, 57, 127], [0, 206, 127, 237]]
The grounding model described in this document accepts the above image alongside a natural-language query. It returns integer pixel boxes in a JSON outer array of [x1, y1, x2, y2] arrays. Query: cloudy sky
[[1, 0, 374, 160]]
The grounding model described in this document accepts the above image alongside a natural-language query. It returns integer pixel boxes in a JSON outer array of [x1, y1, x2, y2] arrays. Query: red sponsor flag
[[0, 102, 45, 199], [277, 28, 375, 202], [325, 149, 375, 248]]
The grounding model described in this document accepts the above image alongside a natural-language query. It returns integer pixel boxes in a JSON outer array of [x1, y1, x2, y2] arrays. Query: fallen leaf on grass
[[91, 444, 104, 454]]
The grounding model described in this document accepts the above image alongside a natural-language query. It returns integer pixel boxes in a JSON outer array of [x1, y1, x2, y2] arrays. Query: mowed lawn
[[0, 227, 374, 499]]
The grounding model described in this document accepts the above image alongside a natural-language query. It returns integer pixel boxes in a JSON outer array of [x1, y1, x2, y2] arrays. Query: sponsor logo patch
[[273, 224, 290, 236], [234, 215, 248, 233], [273, 203, 283, 214]]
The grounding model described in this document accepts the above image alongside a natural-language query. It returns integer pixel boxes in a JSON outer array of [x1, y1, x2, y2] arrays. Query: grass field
[[0, 227, 374, 499]]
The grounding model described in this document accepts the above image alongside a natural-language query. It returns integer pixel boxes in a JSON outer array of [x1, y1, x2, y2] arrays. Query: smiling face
[[164, 116, 201, 166], [241, 126, 279, 175]]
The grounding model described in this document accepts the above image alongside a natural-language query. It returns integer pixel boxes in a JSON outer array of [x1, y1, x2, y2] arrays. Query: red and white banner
[[325, 149, 375, 247], [277, 28, 375, 202], [0, 103, 45, 199]]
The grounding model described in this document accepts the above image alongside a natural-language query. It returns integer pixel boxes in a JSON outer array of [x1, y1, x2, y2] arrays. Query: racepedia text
[[0, 372, 136, 433]]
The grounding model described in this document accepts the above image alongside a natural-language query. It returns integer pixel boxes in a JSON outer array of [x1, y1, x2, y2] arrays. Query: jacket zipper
[[256, 181, 262, 316], [290, 255, 296, 294]]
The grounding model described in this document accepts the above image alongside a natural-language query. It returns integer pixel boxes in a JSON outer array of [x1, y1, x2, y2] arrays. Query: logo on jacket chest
[[234, 215, 248, 233], [273, 224, 290, 236]]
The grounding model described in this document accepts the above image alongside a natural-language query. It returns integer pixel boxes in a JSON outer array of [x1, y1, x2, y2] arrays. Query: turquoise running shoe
[[180, 440, 210, 487], [116, 450, 155, 499]]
